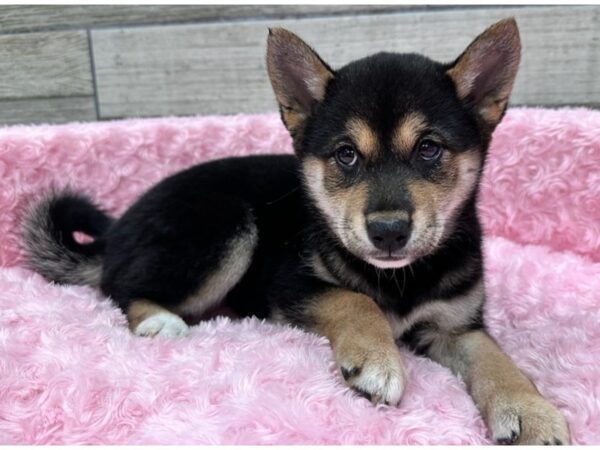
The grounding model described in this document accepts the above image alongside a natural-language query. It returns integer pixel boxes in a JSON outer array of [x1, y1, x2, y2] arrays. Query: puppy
[[23, 18, 570, 444]]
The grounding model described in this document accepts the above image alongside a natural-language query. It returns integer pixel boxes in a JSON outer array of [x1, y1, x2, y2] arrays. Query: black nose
[[366, 218, 411, 252]]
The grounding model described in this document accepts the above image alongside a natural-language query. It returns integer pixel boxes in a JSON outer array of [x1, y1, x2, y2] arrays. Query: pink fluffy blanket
[[1, 109, 599, 444]]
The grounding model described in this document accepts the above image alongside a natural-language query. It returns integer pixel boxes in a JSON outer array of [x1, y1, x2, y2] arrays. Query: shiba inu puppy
[[24, 18, 570, 444]]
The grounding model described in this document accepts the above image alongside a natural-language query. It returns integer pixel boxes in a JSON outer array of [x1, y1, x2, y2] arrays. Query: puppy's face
[[267, 20, 520, 268]]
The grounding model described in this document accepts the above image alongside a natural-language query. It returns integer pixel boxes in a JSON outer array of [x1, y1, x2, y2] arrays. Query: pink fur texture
[[0, 108, 599, 444]]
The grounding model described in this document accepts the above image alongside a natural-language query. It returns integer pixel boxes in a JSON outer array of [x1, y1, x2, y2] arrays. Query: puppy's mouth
[[340, 234, 414, 269], [372, 255, 400, 261], [367, 251, 406, 261], [364, 253, 412, 269], [350, 231, 440, 269]]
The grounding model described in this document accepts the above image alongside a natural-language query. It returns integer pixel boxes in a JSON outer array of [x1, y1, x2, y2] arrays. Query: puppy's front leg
[[309, 288, 407, 406], [427, 329, 570, 444]]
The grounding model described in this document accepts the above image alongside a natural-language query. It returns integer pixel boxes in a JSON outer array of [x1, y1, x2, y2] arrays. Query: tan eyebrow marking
[[393, 112, 428, 156], [346, 117, 378, 159]]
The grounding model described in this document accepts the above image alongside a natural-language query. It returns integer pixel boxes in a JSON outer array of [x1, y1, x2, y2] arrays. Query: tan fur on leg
[[428, 329, 570, 444], [309, 289, 406, 406]]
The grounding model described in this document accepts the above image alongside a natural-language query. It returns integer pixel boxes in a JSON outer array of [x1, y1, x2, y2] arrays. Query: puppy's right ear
[[267, 28, 334, 137]]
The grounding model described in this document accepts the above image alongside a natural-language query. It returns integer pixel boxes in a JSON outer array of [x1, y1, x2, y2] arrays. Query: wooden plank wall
[[0, 5, 598, 125]]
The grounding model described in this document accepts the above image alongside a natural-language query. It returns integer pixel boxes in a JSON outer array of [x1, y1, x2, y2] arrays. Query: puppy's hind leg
[[170, 216, 259, 319], [104, 195, 258, 338]]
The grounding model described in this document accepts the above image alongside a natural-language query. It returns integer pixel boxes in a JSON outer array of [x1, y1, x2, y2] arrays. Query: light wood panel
[[91, 6, 600, 119], [0, 31, 93, 99]]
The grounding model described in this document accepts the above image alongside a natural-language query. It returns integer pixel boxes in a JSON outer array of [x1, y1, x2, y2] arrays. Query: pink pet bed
[[0, 109, 599, 444]]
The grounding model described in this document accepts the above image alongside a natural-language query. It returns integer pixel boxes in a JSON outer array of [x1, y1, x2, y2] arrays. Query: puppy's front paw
[[336, 342, 406, 406], [134, 312, 189, 338], [488, 392, 570, 445]]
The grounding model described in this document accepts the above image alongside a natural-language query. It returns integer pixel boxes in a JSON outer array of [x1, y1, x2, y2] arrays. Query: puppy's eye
[[417, 139, 443, 161], [335, 145, 358, 167]]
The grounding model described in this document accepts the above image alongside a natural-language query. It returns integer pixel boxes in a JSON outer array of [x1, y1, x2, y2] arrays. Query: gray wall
[[0, 5, 598, 125]]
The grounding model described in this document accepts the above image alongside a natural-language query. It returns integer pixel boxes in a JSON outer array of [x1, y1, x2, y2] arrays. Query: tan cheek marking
[[406, 178, 440, 229], [454, 150, 482, 178], [393, 112, 428, 156], [406, 150, 482, 244], [302, 156, 370, 248], [302, 157, 336, 218], [440, 149, 482, 222], [302, 157, 350, 237], [323, 170, 369, 247], [302, 156, 324, 182], [406, 148, 467, 211], [127, 299, 172, 331], [322, 159, 344, 192], [334, 181, 368, 218], [344, 182, 370, 245], [320, 160, 369, 219], [346, 117, 378, 160], [453, 150, 482, 196]]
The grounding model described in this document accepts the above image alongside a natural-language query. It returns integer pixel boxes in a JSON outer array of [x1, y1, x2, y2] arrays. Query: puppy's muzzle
[[366, 213, 412, 254]]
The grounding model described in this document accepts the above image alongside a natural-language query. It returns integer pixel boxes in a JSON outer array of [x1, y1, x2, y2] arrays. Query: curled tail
[[22, 190, 114, 288]]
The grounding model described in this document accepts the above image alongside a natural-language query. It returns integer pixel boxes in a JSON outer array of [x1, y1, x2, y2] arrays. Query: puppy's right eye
[[335, 145, 358, 167], [417, 139, 443, 162]]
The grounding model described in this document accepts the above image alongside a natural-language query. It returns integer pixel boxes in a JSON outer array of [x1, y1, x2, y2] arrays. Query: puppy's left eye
[[417, 139, 443, 161], [335, 145, 359, 167]]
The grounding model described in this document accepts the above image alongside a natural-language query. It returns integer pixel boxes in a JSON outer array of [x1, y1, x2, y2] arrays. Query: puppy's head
[[267, 19, 520, 269]]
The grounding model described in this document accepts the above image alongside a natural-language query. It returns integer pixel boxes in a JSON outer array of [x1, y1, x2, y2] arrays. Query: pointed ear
[[447, 18, 521, 127], [266, 28, 334, 136]]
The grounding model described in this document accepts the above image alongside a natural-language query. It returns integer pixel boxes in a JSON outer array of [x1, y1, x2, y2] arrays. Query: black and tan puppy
[[24, 19, 570, 444]]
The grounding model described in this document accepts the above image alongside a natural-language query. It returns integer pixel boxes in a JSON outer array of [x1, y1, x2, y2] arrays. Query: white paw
[[134, 312, 189, 338], [339, 345, 406, 406]]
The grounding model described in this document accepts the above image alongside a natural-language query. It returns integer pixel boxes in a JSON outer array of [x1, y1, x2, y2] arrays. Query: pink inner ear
[[449, 19, 520, 109], [73, 231, 94, 244]]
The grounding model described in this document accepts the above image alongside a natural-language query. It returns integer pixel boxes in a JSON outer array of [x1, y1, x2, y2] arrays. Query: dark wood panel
[[0, 96, 96, 125], [0, 5, 421, 34]]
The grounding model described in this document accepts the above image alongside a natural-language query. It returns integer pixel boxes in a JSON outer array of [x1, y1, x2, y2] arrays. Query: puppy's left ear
[[448, 18, 521, 128], [266, 28, 334, 137]]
